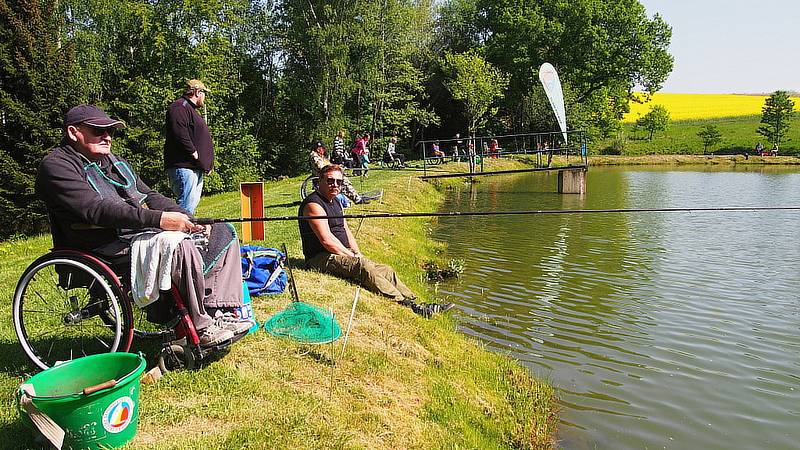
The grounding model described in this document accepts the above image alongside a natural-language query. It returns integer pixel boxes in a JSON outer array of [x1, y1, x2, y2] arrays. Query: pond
[[430, 166, 800, 450]]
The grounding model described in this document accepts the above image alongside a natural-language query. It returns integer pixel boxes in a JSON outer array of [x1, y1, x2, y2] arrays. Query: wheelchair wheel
[[300, 175, 319, 201], [13, 252, 134, 370], [158, 343, 195, 372]]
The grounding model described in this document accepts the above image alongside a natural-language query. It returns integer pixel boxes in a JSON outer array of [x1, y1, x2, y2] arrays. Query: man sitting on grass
[[298, 164, 454, 317]]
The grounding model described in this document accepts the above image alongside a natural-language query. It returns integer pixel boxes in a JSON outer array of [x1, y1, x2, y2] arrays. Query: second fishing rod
[[195, 205, 800, 225]]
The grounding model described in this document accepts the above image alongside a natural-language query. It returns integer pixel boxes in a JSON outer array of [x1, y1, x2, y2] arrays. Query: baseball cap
[[185, 79, 210, 93], [312, 140, 326, 150], [64, 105, 126, 129]]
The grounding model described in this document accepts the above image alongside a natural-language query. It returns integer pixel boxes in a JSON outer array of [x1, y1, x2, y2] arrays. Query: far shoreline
[[586, 154, 800, 166]]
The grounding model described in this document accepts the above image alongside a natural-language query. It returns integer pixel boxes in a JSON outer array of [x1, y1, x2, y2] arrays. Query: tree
[[476, 0, 671, 134], [636, 104, 669, 141], [757, 90, 795, 150], [0, 0, 81, 238], [697, 124, 722, 154], [441, 51, 508, 135]]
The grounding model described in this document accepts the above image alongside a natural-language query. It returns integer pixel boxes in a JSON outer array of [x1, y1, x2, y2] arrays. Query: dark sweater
[[163, 96, 214, 172], [298, 191, 350, 259], [36, 143, 187, 251]]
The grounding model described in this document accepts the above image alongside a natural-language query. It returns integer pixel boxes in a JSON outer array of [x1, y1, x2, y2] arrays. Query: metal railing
[[415, 130, 588, 177]]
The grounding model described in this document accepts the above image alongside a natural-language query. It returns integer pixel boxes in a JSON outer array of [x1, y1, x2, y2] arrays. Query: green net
[[263, 302, 342, 344]]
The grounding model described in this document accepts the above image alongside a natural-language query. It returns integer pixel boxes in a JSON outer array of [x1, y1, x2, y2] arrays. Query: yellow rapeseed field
[[623, 93, 800, 122]]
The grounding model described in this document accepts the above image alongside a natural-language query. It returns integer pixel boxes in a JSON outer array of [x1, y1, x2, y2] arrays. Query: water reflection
[[432, 167, 800, 450]]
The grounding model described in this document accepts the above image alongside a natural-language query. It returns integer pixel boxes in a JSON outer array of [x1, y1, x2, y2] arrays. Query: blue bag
[[241, 245, 288, 296]]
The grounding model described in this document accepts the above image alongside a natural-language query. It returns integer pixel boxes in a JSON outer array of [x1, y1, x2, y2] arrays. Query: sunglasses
[[325, 177, 345, 187], [83, 125, 116, 137]]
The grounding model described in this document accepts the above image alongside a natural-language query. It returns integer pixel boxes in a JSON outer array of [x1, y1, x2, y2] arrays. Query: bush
[[423, 258, 465, 282]]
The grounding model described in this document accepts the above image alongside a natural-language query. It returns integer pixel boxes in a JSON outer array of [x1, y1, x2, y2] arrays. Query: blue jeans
[[168, 167, 204, 213]]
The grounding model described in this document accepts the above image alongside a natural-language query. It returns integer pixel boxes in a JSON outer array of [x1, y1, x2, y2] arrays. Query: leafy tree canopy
[[438, 0, 673, 133], [697, 124, 722, 154], [441, 51, 508, 135], [757, 90, 795, 149], [636, 104, 669, 141]]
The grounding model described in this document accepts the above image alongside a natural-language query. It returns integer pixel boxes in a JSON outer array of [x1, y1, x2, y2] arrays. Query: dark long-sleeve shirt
[[163, 96, 214, 172], [36, 143, 186, 250]]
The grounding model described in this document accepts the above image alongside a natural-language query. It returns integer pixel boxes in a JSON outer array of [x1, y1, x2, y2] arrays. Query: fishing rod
[[196, 206, 800, 224]]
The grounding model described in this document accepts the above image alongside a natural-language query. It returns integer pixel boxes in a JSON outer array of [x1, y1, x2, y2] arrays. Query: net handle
[[281, 243, 301, 303]]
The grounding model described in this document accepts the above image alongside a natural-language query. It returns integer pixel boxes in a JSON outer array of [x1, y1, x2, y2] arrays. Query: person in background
[[298, 164, 454, 317], [489, 138, 501, 158], [431, 141, 445, 160], [385, 136, 406, 168], [164, 79, 214, 213], [353, 132, 371, 176], [331, 130, 352, 167], [38, 105, 250, 346], [452, 133, 462, 162], [308, 140, 367, 204]]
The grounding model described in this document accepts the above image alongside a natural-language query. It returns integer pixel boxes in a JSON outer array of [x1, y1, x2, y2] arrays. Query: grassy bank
[[598, 114, 800, 156], [0, 164, 557, 449]]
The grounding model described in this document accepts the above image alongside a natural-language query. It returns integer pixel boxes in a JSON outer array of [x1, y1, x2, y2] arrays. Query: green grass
[[0, 163, 557, 449], [597, 115, 800, 156]]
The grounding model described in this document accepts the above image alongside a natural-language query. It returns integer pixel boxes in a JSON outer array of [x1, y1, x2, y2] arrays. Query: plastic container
[[237, 280, 260, 334], [18, 352, 147, 449]]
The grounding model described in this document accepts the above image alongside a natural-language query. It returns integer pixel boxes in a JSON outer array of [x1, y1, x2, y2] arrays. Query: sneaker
[[410, 302, 455, 318], [198, 324, 234, 346], [214, 311, 254, 335]]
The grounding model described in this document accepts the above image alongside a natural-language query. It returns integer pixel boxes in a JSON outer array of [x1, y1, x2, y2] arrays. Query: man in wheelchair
[[35, 105, 250, 347]]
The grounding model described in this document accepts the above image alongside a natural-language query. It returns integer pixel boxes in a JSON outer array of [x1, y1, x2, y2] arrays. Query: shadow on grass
[[297, 346, 336, 366], [265, 200, 303, 209], [286, 256, 306, 271], [0, 339, 42, 450], [0, 421, 38, 450], [0, 339, 38, 379]]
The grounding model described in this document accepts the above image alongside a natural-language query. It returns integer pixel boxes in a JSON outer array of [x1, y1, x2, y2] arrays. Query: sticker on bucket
[[102, 396, 134, 434]]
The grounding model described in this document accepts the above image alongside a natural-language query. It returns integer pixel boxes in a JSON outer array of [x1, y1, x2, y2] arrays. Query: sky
[[638, 0, 800, 94]]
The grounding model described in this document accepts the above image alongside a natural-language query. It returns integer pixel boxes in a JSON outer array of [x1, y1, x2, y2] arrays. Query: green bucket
[[18, 352, 147, 449]]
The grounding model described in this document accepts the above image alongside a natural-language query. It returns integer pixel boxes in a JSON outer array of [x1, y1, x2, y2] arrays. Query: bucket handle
[[82, 379, 117, 395]]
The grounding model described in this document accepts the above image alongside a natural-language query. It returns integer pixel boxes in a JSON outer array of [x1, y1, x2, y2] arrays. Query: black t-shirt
[[298, 191, 350, 259]]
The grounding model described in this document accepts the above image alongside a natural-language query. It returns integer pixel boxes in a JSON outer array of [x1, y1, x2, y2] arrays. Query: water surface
[[431, 166, 800, 450]]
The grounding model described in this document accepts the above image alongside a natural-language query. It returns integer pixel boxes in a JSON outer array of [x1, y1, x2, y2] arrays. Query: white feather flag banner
[[538, 62, 568, 144]]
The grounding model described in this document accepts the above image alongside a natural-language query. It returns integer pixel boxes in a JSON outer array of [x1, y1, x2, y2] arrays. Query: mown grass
[[623, 93, 800, 122], [598, 114, 800, 156], [0, 162, 557, 449]]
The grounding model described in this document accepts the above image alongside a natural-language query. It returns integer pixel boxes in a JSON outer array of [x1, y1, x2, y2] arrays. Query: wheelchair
[[12, 246, 243, 372], [299, 175, 319, 201], [382, 153, 402, 169]]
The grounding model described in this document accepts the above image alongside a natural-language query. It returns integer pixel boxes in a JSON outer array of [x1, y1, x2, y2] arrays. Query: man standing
[[164, 79, 214, 213], [38, 104, 248, 346], [298, 164, 453, 317]]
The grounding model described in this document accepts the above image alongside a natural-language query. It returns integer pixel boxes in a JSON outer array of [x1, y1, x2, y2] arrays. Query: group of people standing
[[330, 130, 371, 175]]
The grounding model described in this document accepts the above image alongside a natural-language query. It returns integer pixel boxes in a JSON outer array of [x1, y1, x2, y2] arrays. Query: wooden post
[[240, 182, 264, 241], [558, 168, 586, 194]]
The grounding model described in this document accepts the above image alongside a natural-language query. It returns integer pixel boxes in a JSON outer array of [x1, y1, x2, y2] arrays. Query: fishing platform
[[417, 130, 588, 194]]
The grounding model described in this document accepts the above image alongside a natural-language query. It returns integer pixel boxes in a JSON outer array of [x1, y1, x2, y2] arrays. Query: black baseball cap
[[312, 140, 326, 150], [64, 105, 126, 129]]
